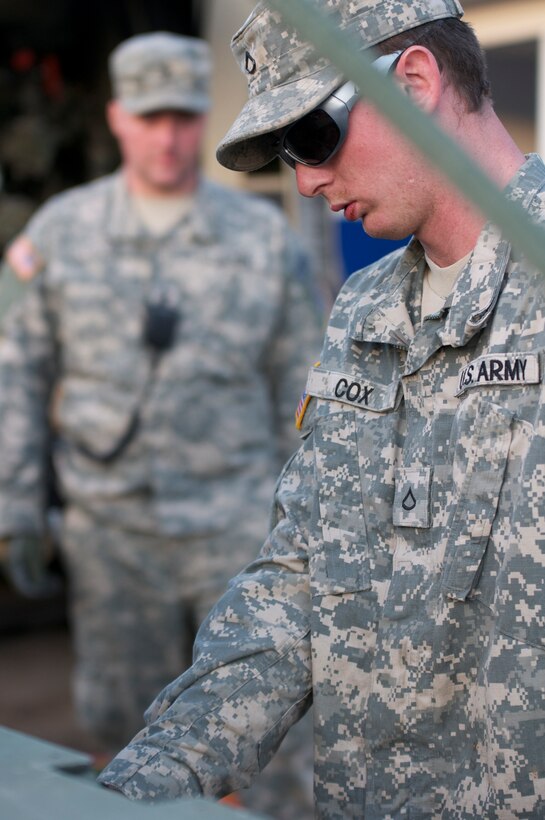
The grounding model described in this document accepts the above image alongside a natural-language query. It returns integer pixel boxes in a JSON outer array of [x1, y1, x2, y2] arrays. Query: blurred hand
[[0, 535, 62, 599]]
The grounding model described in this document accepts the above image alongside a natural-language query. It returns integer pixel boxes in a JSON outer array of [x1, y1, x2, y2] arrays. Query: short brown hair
[[378, 17, 491, 113]]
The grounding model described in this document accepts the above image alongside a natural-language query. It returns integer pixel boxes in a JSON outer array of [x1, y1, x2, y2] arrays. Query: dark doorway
[[0, 0, 203, 249]]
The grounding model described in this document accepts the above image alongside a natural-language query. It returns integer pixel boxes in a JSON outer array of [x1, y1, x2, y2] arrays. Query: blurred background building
[[1, 0, 544, 759]]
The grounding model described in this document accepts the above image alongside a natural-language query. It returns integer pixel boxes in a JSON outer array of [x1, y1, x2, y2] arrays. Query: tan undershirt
[[421, 250, 472, 321], [132, 194, 195, 236]]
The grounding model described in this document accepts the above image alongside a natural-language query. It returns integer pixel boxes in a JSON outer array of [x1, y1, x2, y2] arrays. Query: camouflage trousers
[[61, 504, 314, 819]]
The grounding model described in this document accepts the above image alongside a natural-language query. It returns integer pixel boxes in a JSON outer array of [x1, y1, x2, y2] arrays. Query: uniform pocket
[[311, 411, 370, 595], [441, 396, 514, 601]]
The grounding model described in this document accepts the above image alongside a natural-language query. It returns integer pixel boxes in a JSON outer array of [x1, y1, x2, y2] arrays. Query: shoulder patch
[[295, 361, 320, 430], [5, 235, 44, 281]]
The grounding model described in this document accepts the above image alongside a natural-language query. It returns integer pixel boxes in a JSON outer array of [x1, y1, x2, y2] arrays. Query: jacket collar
[[348, 239, 425, 348], [105, 171, 217, 246]]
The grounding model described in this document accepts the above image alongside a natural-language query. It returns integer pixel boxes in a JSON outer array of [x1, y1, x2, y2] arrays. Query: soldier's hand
[[0, 535, 62, 599]]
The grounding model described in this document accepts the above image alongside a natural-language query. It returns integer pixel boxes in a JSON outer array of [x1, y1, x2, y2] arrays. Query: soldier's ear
[[395, 46, 441, 114], [106, 100, 122, 137]]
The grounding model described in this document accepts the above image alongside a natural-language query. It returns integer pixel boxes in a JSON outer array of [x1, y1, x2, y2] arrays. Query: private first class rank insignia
[[456, 353, 540, 396]]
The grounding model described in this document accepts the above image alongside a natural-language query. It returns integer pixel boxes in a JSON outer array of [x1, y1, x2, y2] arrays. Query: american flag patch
[[295, 362, 320, 430]]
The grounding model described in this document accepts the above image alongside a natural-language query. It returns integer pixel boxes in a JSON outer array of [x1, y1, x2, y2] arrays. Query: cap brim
[[120, 93, 210, 115], [216, 64, 343, 171]]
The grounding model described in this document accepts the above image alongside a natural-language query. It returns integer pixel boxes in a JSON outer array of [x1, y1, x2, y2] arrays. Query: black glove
[[0, 535, 62, 599]]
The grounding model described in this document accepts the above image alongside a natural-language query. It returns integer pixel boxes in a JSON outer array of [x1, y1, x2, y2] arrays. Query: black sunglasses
[[275, 50, 404, 169]]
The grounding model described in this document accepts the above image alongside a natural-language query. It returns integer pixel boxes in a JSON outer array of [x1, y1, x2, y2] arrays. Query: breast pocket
[[441, 395, 514, 602], [311, 410, 370, 595]]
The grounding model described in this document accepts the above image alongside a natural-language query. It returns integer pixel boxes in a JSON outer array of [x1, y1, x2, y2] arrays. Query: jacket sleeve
[[97, 433, 315, 801], [265, 227, 324, 466], [0, 213, 58, 537]]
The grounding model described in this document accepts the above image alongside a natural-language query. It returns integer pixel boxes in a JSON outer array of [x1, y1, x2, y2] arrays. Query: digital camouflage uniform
[[99, 152, 545, 818], [98, 0, 545, 814], [0, 170, 322, 751]]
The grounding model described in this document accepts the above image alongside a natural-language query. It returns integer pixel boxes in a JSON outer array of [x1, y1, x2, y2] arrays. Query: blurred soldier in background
[[0, 31, 320, 817], [99, 1, 545, 818]]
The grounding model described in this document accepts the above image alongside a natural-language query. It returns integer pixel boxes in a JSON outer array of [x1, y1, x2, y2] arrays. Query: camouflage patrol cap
[[109, 32, 211, 115], [217, 0, 464, 171]]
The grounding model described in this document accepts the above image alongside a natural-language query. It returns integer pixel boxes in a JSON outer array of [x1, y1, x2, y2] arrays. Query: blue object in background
[[337, 217, 409, 279]]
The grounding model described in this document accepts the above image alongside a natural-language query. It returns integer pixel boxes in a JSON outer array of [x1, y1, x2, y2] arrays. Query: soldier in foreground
[[0, 31, 321, 813], [99, 1, 545, 816]]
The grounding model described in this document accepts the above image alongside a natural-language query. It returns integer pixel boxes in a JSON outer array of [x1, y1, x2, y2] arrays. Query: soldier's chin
[[363, 216, 410, 242], [151, 166, 198, 194]]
